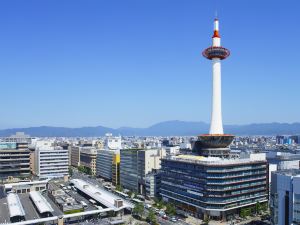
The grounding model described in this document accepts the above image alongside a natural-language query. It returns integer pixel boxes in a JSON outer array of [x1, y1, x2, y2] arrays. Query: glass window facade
[[160, 158, 268, 219]]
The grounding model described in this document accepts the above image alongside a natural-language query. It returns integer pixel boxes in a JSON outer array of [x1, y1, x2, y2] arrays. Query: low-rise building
[[4, 179, 49, 194], [48, 182, 84, 214]]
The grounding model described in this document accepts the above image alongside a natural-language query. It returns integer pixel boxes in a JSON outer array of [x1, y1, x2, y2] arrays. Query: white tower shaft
[[209, 19, 224, 135]]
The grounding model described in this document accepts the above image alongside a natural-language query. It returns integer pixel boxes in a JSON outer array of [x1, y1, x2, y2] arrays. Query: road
[[19, 193, 40, 220]]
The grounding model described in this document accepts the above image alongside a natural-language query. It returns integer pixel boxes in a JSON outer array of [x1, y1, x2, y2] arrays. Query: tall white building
[[105, 133, 122, 150], [35, 147, 69, 179]]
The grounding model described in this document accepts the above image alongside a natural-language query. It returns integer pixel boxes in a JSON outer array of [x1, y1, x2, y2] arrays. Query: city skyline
[[0, 0, 299, 129]]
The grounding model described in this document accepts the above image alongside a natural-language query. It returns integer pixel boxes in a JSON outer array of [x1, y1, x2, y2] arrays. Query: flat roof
[[4, 179, 49, 190], [273, 169, 300, 177], [167, 155, 266, 165], [7, 193, 26, 218], [70, 179, 133, 211], [29, 191, 54, 214]]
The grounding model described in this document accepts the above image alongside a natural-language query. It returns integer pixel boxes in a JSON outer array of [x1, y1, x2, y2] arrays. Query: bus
[[115, 190, 129, 199], [80, 201, 88, 208], [89, 199, 97, 205], [131, 198, 143, 204], [136, 195, 145, 201]]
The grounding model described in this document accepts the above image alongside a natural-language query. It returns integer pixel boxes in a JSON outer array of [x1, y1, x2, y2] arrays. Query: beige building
[[80, 148, 98, 175], [29, 149, 35, 175]]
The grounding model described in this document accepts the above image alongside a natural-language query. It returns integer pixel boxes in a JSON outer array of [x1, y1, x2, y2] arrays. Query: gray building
[[0, 133, 31, 183], [120, 148, 165, 194], [96, 149, 119, 181], [270, 170, 300, 225], [145, 170, 161, 198], [267, 152, 300, 170]]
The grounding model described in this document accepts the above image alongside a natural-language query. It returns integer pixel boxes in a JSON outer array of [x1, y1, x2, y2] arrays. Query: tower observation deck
[[193, 18, 234, 157]]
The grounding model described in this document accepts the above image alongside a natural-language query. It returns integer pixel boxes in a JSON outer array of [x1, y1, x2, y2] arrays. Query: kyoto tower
[[193, 18, 234, 157]]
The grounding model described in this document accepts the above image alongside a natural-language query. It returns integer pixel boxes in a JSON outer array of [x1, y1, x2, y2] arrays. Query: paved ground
[[41, 192, 64, 217], [0, 186, 6, 199], [19, 194, 40, 220], [0, 196, 10, 223]]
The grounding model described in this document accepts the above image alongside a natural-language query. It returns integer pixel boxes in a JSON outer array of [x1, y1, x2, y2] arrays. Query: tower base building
[[160, 155, 268, 220]]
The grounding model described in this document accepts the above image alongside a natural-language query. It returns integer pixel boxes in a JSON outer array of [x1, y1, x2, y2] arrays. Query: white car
[[170, 217, 177, 222]]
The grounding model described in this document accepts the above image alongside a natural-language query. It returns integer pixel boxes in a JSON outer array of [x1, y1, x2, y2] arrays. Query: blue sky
[[0, 0, 299, 129]]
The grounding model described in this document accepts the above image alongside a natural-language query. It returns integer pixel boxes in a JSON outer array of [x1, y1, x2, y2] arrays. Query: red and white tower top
[[203, 18, 230, 60], [213, 19, 220, 38]]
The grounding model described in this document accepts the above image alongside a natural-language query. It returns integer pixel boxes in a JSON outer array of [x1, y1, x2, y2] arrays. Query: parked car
[[170, 216, 177, 222]]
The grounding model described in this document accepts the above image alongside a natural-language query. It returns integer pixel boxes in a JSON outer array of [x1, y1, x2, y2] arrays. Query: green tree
[[203, 217, 210, 225], [240, 208, 247, 218], [154, 199, 164, 209], [127, 191, 133, 198], [68, 167, 73, 177], [116, 185, 123, 192], [261, 202, 268, 212], [78, 165, 92, 175], [166, 203, 176, 216], [147, 208, 157, 224], [133, 203, 144, 219], [255, 202, 262, 215]]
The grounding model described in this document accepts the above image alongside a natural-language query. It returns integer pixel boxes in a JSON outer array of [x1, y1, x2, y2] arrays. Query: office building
[[267, 152, 300, 170], [120, 148, 165, 194], [161, 155, 268, 220], [80, 148, 98, 175], [70, 145, 95, 168], [0, 141, 31, 183], [96, 150, 120, 185], [105, 133, 122, 150], [3, 132, 32, 147], [70, 146, 81, 167], [145, 170, 161, 198], [35, 147, 69, 179], [270, 170, 300, 225]]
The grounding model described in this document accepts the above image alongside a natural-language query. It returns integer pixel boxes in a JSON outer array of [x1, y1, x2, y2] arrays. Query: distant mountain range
[[1, 121, 300, 137]]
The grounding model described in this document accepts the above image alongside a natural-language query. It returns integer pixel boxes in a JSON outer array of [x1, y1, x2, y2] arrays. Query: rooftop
[[4, 179, 50, 190], [273, 169, 300, 177], [7, 193, 26, 218], [29, 191, 54, 214], [166, 155, 266, 165], [71, 179, 133, 211]]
